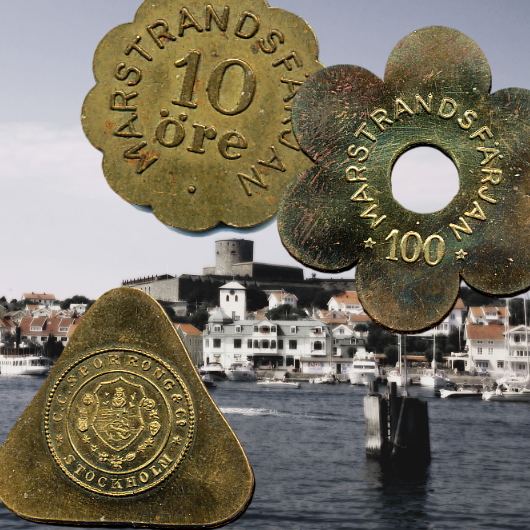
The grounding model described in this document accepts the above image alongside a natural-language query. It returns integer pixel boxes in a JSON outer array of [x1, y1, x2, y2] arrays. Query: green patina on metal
[[278, 26, 530, 333]]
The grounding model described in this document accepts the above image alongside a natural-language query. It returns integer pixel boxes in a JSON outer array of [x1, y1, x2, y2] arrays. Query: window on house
[[271, 326, 277, 332], [247, 339, 253, 348], [271, 340, 276, 349], [477, 347, 482, 355], [213, 339, 221, 348], [278, 340, 284, 349], [488, 348, 493, 355], [235, 326, 241, 333], [261, 326, 270, 333], [497, 361, 504, 368], [254, 326, 258, 332], [313, 341, 323, 350], [262, 340, 269, 349], [289, 340, 297, 350], [205, 339, 209, 347], [254, 340, 259, 348], [213, 325, 221, 332], [234, 339, 241, 348], [339, 328, 344, 334], [290, 326, 297, 334], [226, 295, 229, 301]]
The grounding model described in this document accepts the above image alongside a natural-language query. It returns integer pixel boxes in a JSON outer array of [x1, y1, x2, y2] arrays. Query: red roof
[[175, 323, 202, 335], [466, 324, 507, 340]]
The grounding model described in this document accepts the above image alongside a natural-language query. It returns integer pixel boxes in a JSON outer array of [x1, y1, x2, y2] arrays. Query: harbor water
[[0, 376, 528, 529]]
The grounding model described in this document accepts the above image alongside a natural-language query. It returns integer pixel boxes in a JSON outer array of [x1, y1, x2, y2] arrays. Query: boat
[[257, 378, 300, 389], [439, 385, 482, 399], [226, 362, 258, 381], [199, 362, 226, 381], [349, 350, 379, 385], [386, 334, 412, 388], [482, 385, 530, 402], [0, 351, 51, 376], [420, 359, 451, 388], [309, 372, 338, 384], [201, 373, 216, 388]]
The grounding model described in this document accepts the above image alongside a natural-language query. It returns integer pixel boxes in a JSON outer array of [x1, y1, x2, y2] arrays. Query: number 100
[[385, 230, 446, 266]]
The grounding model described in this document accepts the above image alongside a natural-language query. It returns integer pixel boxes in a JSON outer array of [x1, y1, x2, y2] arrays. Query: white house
[[468, 306, 508, 326], [327, 291, 364, 314], [418, 298, 466, 337], [268, 291, 298, 310]]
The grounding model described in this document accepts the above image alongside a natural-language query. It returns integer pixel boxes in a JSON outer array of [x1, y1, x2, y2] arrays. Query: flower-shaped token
[[82, 0, 322, 231], [278, 26, 530, 332]]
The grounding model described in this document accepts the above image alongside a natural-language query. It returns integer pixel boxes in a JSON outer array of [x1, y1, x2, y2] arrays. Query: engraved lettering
[[238, 165, 269, 196], [218, 131, 248, 159], [156, 113, 186, 148], [350, 183, 374, 202], [259, 29, 285, 53], [115, 63, 142, 86], [179, 7, 204, 36], [400, 231, 422, 263], [449, 217, 473, 241], [234, 11, 260, 39], [360, 204, 387, 229], [164, 379, 175, 391], [114, 114, 143, 138], [98, 477, 108, 488], [74, 463, 87, 476], [107, 354, 120, 365], [79, 366, 90, 377], [127, 356, 139, 367], [279, 127, 300, 150], [457, 109, 478, 130], [53, 413, 63, 422], [347, 145, 370, 162], [187, 124, 217, 154], [142, 360, 152, 371], [469, 126, 493, 141], [64, 455, 75, 465], [93, 357, 103, 369], [478, 185, 497, 204], [481, 168, 503, 185], [110, 91, 138, 111], [205, 5, 230, 32], [125, 36, 153, 61], [147, 19, 177, 48], [394, 98, 414, 119], [345, 165, 367, 181], [111, 478, 123, 490], [124, 141, 159, 174], [208, 59, 256, 115], [280, 78, 304, 102], [476, 146, 500, 165], [57, 394, 68, 405], [85, 471, 95, 482], [139, 472, 149, 483], [465, 201, 487, 221], [258, 146, 285, 172], [354, 122, 376, 142], [438, 97, 458, 119], [173, 50, 201, 109], [414, 94, 433, 114], [370, 108, 393, 131], [273, 51, 303, 71]]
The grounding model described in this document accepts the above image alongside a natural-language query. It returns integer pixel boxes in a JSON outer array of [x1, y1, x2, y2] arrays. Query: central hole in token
[[391, 146, 460, 213]]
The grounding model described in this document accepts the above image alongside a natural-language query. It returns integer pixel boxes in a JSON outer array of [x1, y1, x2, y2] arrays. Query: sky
[[1, 0, 530, 302]]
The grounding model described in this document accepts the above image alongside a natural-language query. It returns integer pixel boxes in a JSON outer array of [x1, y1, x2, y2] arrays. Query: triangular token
[[0, 288, 254, 527]]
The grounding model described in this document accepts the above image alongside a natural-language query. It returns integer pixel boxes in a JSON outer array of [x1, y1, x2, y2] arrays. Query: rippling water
[[0, 376, 528, 529]]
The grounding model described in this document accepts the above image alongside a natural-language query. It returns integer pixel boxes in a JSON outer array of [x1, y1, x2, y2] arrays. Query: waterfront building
[[202, 281, 334, 372], [417, 298, 466, 337], [327, 291, 364, 314], [175, 323, 203, 367], [18, 314, 81, 347], [21, 292, 56, 308]]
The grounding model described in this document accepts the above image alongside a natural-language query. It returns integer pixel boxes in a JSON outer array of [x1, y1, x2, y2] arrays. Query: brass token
[[278, 26, 530, 333], [82, 0, 322, 231], [0, 288, 254, 528], [45, 347, 195, 496]]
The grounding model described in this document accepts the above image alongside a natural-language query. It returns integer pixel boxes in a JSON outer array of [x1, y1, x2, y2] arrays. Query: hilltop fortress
[[122, 239, 355, 310]]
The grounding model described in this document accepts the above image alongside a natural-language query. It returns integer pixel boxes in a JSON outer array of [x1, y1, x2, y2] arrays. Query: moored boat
[[226, 362, 258, 381], [349, 351, 379, 385], [199, 362, 226, 381], [309, 372, 338, 384], [0, 352, 51, 376], [483, 385, 530, 402], [420, 359, 451, 388], [440, 385, 482, 399], [257, 378, 300, 389], [201, 373, 217, 388]]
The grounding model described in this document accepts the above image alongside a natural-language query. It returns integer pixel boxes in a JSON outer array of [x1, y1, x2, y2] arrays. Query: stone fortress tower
[[203, 239, 254, 276]]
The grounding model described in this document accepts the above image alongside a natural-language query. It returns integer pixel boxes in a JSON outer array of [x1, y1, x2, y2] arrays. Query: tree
[[60, 295, 92, 310], [246, 286, 268, 312], [265, 305, 306, 321]]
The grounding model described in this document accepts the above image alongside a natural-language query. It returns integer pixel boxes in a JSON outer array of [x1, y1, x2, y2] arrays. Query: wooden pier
[[364, 382, 430, 469]]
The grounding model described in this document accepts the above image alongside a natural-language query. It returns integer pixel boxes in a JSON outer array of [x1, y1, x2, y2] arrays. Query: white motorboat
[[483, 386, 530, 402], [0, 352, 51, 376], [226, 362, 258, 381], [420, 359, 451, 388], [349, 351, 379, 385], [257, 378, 300, 389], [201, 373, 216, 388], [199, 362, 226, 381], [386, 369, 411, 387], [309, 372, 338, 384], [440, 385, 482, 399]]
